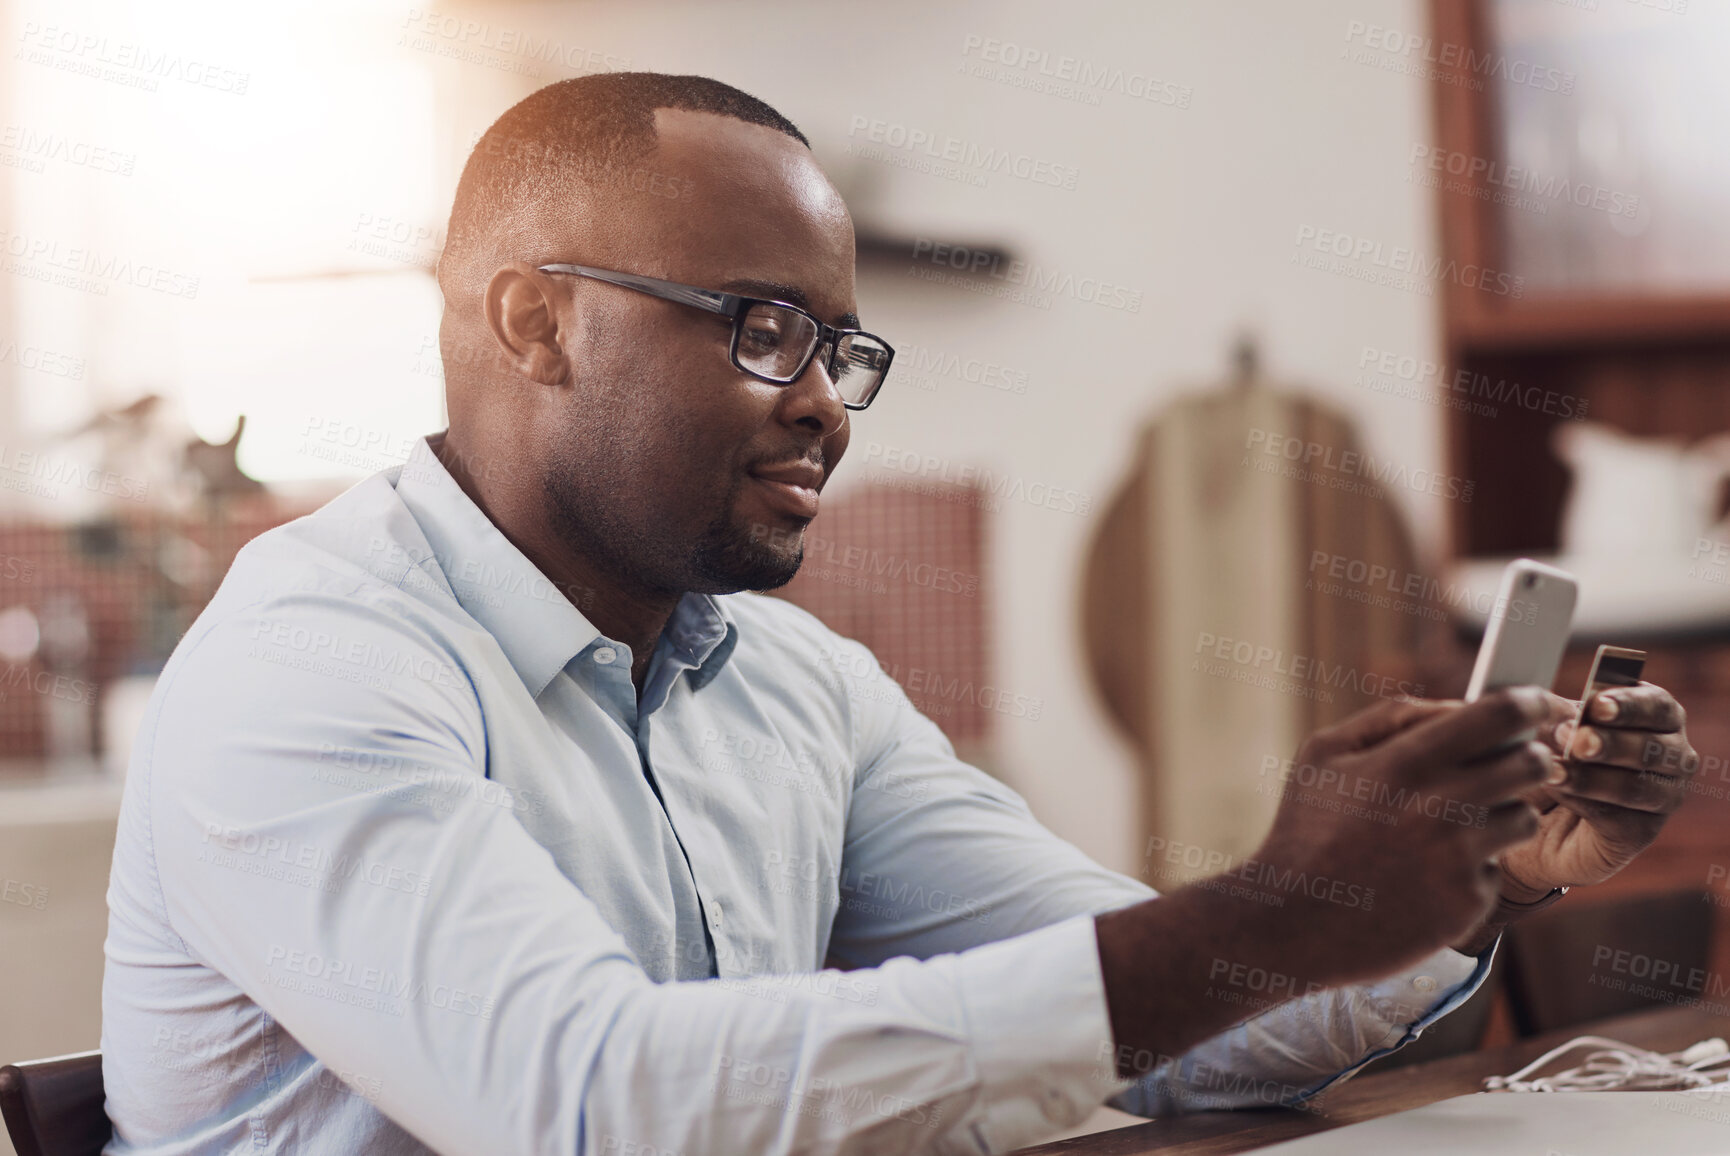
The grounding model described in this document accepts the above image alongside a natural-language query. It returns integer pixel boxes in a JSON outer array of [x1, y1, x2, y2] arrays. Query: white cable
[[1483, 1035, 1730, 1093]]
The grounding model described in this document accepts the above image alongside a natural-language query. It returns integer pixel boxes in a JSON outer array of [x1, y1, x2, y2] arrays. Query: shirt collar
[[668, 592, 738, 691], [392, 434, 738, 698]]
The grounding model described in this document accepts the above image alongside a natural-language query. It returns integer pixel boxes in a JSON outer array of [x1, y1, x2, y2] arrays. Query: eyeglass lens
[[737, 302, 889, 406]]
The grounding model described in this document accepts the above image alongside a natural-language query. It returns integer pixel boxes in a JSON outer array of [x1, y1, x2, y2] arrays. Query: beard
[[688, 485, 807, 592], [541, 322, 812, 596], [543, 453, 806, 597]]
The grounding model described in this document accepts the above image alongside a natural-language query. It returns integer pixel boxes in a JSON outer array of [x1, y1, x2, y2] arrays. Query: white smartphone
[[1463, 558, 1579, 744]]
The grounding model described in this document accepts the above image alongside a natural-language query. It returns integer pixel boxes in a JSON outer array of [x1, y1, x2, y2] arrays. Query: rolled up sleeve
[[822, 647, 1496, 1122], [1108, 945, 1490, 1116]]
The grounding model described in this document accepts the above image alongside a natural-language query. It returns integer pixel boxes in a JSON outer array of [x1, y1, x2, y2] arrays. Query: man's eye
[[741, 321, 784, 352]]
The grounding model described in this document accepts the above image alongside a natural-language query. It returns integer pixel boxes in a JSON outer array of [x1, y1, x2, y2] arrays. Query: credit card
[[1569, 645, 1646, 760]]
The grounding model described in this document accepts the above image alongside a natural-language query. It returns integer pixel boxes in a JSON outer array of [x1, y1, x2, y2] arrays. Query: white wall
[[458, 0, 1449, 874], [0, 0, 1449, 877], [0, 5, 1449, 1146]]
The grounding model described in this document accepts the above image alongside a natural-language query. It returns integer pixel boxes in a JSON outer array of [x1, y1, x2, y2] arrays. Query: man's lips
[[750, 460, 824, 489], [747, 459, 823, 519]]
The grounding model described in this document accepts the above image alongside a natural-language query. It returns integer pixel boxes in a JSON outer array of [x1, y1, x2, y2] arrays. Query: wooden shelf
[[1429, 0, 1730, 558], [1455, 295, 1730, 354]]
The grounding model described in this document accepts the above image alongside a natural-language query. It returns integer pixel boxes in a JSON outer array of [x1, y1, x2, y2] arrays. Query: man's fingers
[[1374, 686, 1550, 782], [1478, 799, 1542, 858], [1455, 741, 1555, 806], [1535, 690, 1585, 746], [1557, 764, 1686, 814], [1585, 682, 1686, 733], [1560, 723, 1690, 773], [1306, 695, 1453, 759]]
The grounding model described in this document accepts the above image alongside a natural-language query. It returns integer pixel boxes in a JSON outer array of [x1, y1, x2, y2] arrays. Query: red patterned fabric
[[767, 482, 992, 746], [0, 483, 993, 761]]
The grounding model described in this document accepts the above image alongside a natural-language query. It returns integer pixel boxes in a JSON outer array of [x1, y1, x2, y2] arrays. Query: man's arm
[[828, 643, 1548, 1110], [1102, 676, 1698, 1104], [1096, 692, 1556, 1074], [134, 591, 1133, 1155]]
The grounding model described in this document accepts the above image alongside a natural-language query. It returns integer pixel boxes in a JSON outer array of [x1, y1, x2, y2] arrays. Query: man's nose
[[780, 342, 848, 436]]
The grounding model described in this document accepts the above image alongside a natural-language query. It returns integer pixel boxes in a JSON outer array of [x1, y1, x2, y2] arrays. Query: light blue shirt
[[100, 434, 1488, 1155]]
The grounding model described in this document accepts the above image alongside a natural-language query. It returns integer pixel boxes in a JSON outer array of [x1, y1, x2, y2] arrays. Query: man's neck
[[430, 431, 674, 696]]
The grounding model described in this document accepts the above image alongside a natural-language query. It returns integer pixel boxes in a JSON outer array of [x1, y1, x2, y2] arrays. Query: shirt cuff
[[953, 913, 1132, 1152], [1363, 944, 1488, 1038], [1407, 944, 1497, 1033], [1291, 940, 1498, 1104]]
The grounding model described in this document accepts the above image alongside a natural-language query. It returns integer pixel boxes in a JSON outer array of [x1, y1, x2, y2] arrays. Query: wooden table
[[1013, 1005, 1730, 1154]]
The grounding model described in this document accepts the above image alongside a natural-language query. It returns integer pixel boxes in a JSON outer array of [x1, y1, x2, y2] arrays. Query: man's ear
[[482, 264, 569, 386]]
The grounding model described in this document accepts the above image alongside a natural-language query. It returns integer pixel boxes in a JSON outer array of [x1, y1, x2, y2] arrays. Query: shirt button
[[1413, 975, 1438, 994], [708, 903, 724, 930], [593, 646, 618, 665]]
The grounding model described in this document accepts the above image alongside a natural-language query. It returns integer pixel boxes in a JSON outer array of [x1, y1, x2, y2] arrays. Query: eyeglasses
[[536, 263, 893, 410]]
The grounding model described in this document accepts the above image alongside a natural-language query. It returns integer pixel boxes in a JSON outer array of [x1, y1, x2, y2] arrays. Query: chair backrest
[[1501, 889, 1714, 1036], [0, 1050, 110, 1156]]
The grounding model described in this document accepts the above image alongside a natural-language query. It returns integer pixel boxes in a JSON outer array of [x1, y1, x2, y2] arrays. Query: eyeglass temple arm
[[538, 262, 891, 391], [536, 264, 742, 316]]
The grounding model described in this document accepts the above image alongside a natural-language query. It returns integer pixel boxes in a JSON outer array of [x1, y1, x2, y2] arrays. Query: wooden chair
[[1500, 890, 1714, 1037], [0, 1050, 111, 1156]]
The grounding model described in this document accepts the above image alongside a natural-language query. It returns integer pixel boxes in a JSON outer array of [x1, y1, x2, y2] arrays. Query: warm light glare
[[10, 0, 447, 488]]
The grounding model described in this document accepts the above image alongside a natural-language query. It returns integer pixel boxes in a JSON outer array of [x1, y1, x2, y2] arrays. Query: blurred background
[[4, 0, 1730, 1147]]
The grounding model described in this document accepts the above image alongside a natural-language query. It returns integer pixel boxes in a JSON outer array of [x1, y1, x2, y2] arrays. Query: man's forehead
[[579, 108, 857, 320]]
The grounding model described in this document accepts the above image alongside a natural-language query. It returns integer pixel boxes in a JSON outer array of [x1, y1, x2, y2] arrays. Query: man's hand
[[1250, 688, 1555, 986], [1489, 681, 1697, 904], [1096, 688, 1553, 1076]]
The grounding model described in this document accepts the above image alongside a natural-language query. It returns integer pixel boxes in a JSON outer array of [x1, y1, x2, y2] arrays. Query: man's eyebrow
[[719, 278, 862, 329]]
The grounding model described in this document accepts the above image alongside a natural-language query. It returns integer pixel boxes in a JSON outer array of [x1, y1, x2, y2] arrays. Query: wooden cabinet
[[1429, 0, 1730, 1003]]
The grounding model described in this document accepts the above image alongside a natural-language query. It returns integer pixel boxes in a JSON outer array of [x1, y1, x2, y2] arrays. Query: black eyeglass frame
[[536, 262, 892, 410]]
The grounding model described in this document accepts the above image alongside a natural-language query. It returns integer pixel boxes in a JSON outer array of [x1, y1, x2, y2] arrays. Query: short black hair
[[442, 72, 808, 280]]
